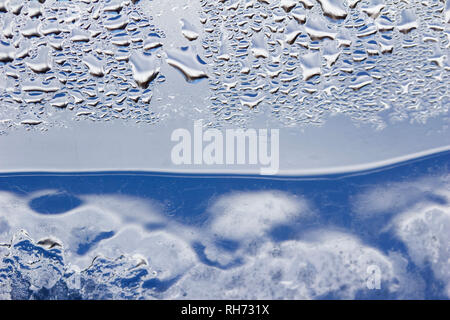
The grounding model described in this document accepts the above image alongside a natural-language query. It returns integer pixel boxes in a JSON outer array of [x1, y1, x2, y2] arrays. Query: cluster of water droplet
[[0, 231, 162, 299], [0, 0, 168, 131], [198, 0, 449, 128]]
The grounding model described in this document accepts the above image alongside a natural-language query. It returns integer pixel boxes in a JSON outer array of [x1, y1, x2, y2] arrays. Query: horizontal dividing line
[[0, 146, 448, 180]]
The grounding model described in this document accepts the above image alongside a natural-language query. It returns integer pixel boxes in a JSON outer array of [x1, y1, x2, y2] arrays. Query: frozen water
[[0, 152, 448, 299], [0, 0, 449, 301], [0, 0, 447, 131]]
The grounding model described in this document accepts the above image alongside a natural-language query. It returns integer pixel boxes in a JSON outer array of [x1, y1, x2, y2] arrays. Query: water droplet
[[180, 19, 199, 41], [397, 9, 418, 34], [83, 54, 105, 77], [317, 0, 348, 20], [166, 46, 208, 82], [300, 52, 321, 80], [26, 47, 52, 73], [0, 41, 15, 62], [305, 15, 337, 40], [252, 32, 269, 58], [129, 52, 160, 88]]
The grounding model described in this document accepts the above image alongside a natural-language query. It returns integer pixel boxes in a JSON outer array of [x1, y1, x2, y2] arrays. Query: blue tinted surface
[[0, 151, 448, 299]]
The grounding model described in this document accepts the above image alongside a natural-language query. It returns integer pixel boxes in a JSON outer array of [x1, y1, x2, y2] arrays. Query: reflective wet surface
[[0, 0, 448, 131], [0, 0, 449, 300], [0, 151, 449, 299]]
